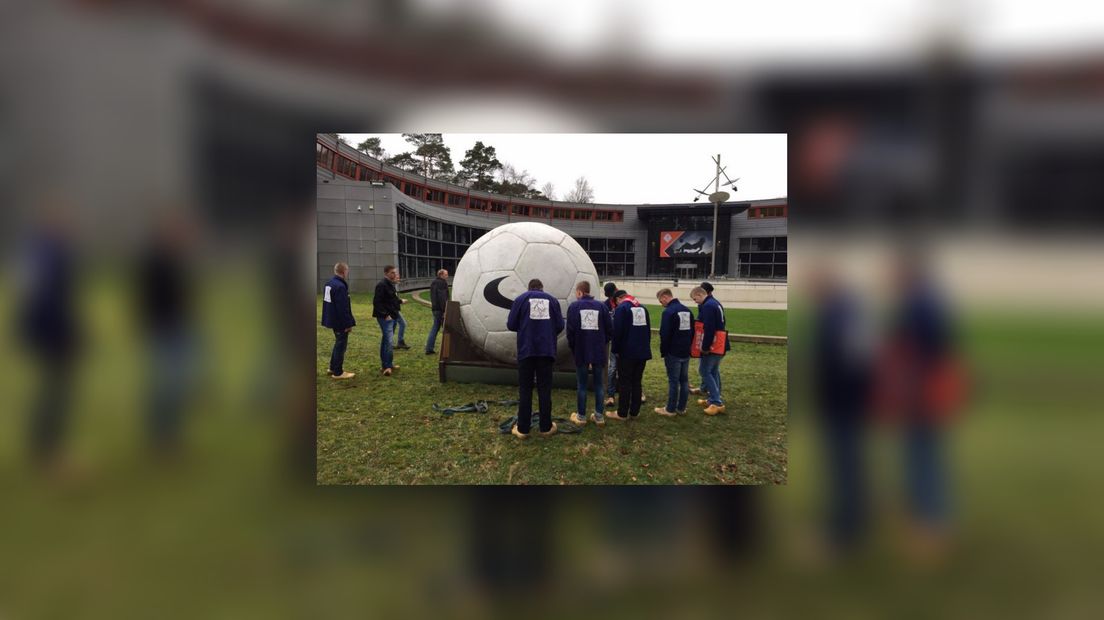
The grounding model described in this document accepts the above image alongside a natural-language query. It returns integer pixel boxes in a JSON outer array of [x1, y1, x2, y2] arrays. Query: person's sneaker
[[605, 412, 628, 422], [538, 422, 558, 437], [704, 404, 726, 416], [655, 407, 677, 417], [333, 371, 356, 380], [511, 424, 530, 439], [697, 398, 710, 407], [382, 368, 392, 377], [395, 342, 411, 350], [590, 412, 606, 426], [569, 412, 587, 426], [425, 350, 436, 355], [604, 397, 616, 407], [689, 387, 702, 395]]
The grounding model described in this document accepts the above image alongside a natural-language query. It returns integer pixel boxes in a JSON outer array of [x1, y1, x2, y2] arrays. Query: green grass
[[316, 293, 788, 484]]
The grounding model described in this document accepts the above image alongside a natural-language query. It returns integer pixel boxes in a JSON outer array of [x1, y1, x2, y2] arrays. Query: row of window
[[318, 140, 625, 223], [735, 236, 787, 279], [395, 205, 635, 279], [748, 205, 788, 219]]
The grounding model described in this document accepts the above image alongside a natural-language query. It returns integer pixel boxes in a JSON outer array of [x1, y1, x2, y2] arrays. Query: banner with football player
[[658, 230, 713, 258]]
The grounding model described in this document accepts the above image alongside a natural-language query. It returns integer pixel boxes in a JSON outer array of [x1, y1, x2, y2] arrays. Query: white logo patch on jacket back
[[678, 311, 691, 330], [323, 286, 332, 303], [580, 309, 599, 330], [529, 298, 550, 320], [631, 306, 647, 326]]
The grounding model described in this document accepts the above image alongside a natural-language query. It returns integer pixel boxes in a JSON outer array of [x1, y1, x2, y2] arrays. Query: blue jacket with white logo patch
[[566, 294, 612, 367], [506, 290, 564, 361], [611, 298, 652, 361], [321, 275, 355, 331], [660, 298, 694, 358], [697, 295, 731, 355]]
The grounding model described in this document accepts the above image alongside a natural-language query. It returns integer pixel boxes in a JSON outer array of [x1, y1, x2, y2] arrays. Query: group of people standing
[[321, 263, 450, 379], [506, 279, 731, 439], [321, 263, 733, 440]]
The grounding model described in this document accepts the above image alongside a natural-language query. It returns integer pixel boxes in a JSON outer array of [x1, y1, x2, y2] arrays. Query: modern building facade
[[317, 133, 787, 292]]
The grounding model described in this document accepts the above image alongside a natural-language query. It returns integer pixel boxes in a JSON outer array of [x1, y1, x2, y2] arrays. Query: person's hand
[[384, 315, 391, 320], [345, 327, 353, 333]]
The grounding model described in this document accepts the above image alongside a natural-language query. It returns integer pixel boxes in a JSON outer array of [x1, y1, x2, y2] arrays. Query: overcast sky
[[339, 134, 786, 205]]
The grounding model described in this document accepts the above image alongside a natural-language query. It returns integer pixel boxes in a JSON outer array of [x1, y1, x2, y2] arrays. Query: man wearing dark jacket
[[602, 281, 620, 406], [566, 280, 612, 426], [610, 290, 651, 420], [656, 288, 693, 416], [425, 269, 450, 354], [321, 262, 356, 379], [372, 265, 403, 376], [506, 279, 564, 438], [691, 286, 730, 415]]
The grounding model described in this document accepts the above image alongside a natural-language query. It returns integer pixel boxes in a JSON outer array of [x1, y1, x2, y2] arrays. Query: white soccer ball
[[452, 222, 600, 365]]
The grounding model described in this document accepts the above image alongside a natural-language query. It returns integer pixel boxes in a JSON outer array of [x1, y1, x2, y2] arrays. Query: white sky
[[339, 134, 786, 205]]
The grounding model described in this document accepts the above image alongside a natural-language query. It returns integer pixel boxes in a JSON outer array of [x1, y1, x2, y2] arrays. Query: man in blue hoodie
[[506, 279, 565, 438], [610, 290, 651, 420], [656, 288, 693, 417], [691, 286, 730, 415], [321, 262, 356, 379], [566, 280, 612, 426]]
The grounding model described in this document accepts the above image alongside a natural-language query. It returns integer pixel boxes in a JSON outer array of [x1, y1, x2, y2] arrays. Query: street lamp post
[[692, 154, 738, 278]]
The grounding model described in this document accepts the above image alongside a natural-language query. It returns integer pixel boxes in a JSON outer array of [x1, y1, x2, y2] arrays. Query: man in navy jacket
[[566, 280, 612, 426], [506, 279, 564, 438], [656, 288, 693, 416], [691, 286, 730, 415], [372, 265, 403, 376], [610, 290, 651, 420], [321, 262, 356, 379]]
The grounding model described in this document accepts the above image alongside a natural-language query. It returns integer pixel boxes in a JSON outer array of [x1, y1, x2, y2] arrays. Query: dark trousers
[[329, 328, 349, 375], [517, 356, 554, 433], [617, 357, 647, 417]]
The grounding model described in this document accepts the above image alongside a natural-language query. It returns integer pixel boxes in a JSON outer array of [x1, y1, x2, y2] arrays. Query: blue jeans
[[329, 328, 349, 375], [575, 364, 605, 416], [698, 353, 724, 405], [425, 310, 443, 352], [377, 317, 395, 369], [905, 424, 949, 527], [606, 352, 619, 397], [664, 356, 690, 412], [393, 311, 407, 343]]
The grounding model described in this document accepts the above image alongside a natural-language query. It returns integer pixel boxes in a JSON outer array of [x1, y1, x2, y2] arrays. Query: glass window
[[429, 241, 441, 256], [457, 227, 469, 244], [774, 252, 787, 264], [427, 220, 439, 240], [776, 237, 787, 251], [750, 264, 772, 278], [739, 252, 751, 265], [575, 237, 588, 250], [417, 257, 429, 278], [472, 229, 486, 242], [751, 237, 774, 252], [609, 239, 625, 252], [739, 238, 751, 251], [751, 252, 772, 264], [416, 216, 426, 238], [417, 239, 428, 256], [625, 264, 635, 276], [625, 239, 635, 252], [774, 264, 787, 278], [590, 252, 606, 263], [591, 238, 606, 251]]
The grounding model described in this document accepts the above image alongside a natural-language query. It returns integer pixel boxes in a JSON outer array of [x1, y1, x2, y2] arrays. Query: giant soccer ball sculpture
[[452, 222, 600, 365]]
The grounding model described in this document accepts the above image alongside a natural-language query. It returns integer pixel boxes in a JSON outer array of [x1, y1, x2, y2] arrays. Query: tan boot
[[704, 404, 726, 416], [655, 407, 677, 417], [333, 371, 356, 380], [539, 422, 558, 437], [511, 424, 530, 439]]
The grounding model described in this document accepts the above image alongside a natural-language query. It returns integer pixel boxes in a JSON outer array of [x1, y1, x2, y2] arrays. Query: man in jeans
[[506, 279, 564, 439], [655, 288, 693, 417], [372, 265, 403, 376], [321, 262, 356, 380], [691, 286, 730, 415], [425, 269, 449, 354], [602, 282, 620, 407], [566, 280, 612, 426]]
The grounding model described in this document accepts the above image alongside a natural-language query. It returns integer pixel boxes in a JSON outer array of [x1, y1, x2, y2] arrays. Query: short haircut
[[576, 281, 590, 294], [656, 288, 672, 299], [384, 265, 396, 274], [690, 286, 707, 297], [437, 269, 447, 277], [528, 278, 543, 290], [334, 262, 348, 275]]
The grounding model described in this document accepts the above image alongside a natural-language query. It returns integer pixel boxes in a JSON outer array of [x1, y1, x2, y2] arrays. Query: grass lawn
[[316, 292, 789, 484]]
